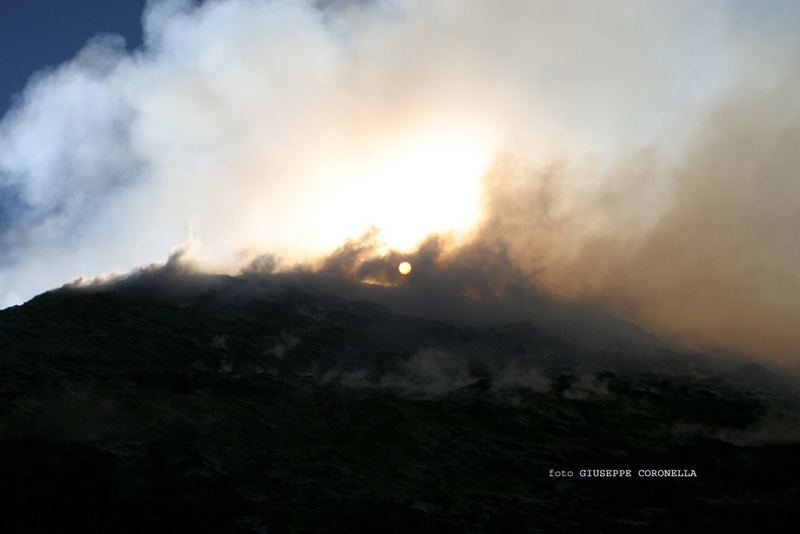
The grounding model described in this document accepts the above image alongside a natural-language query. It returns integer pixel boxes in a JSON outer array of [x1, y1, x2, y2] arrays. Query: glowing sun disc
[[398, 261, 412, 275]]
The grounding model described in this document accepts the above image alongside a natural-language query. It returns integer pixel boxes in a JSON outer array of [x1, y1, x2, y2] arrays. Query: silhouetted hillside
[[1, 274, 799, 532]]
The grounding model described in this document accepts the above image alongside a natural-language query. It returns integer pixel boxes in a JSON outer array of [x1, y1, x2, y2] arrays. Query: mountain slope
[[1, 276, 798, 532]]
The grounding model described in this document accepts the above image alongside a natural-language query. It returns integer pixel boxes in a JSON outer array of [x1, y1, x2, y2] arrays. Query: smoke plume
[[1, 0, 799, 366]]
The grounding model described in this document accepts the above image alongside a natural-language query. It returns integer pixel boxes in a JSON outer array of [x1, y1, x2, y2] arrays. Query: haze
[[1, 0, 799, 367]]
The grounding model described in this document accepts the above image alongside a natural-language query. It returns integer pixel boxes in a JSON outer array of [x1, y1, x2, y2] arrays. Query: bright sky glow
[[310, 126, 494, 252]]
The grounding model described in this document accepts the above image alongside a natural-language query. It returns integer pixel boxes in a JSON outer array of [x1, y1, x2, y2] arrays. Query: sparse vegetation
[[1, 281, 798, 532]]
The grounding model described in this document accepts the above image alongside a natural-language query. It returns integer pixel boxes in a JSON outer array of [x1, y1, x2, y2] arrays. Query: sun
[[398, 261, 412, 275], [362, 132, 492, 250], [306, 125, 494, 253]]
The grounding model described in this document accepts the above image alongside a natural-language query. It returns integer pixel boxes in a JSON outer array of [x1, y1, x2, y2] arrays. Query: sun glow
[[313, 127, 495, 252], [196, 122, 497, 271]]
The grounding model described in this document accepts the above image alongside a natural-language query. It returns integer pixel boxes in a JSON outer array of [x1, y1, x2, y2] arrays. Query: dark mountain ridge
[[1, 272, 799, 532]]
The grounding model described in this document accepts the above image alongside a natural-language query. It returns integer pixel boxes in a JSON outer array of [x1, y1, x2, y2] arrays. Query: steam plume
[[1, 0, 799, 365]]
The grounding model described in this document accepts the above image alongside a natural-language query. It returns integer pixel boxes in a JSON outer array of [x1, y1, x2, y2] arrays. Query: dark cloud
[[473, 82, 800, 368], [3, 0, 800, 372]]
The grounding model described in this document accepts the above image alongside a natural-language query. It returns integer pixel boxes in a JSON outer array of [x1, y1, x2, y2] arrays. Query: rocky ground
[[1, 276, 799, 532]]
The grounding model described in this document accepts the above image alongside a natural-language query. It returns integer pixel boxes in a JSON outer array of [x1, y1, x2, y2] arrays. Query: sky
[[0, 0, 146, 112], [0, 0, 146, 237], [1, 0, 799, 367]]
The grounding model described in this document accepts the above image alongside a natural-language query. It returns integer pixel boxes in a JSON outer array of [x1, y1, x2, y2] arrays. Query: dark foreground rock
[[1, 278, 799, 532]]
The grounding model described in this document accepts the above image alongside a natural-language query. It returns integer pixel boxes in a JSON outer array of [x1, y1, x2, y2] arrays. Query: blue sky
[[0, 0, 798, 365], [0, 0, 147, 243], [0, 0, 146, 114]]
